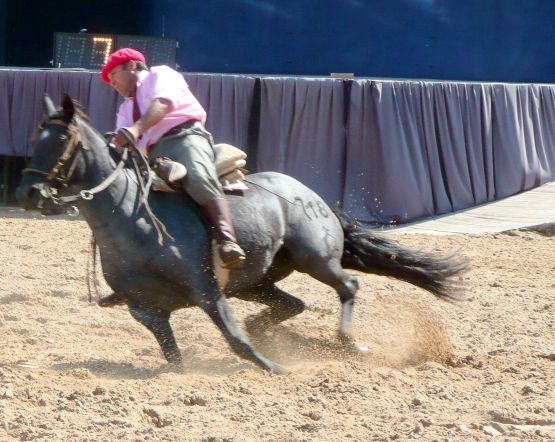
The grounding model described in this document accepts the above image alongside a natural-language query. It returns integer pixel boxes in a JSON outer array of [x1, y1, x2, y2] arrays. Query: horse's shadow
[[47, 326, 362, 379], [51, 360, 171, 379], [50, 357, 256, 379]]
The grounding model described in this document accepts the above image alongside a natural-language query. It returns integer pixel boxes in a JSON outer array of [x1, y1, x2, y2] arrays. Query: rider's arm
[[131, 98, 172, 138], [114, 97, 171, 147]]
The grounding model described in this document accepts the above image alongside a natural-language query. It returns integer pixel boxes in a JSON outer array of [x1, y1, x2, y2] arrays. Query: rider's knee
[[184, 173, 222, 204]]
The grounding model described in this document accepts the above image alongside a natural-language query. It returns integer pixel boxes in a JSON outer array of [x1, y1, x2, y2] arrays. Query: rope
[[118, 127, 174, 245], [86, 234, 101, 303], [243, 178, 304, 206], [131, 150, 174, 246], [54, 147, 129, 203]]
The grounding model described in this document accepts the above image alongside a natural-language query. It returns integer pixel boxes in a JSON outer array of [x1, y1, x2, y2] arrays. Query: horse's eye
[[59, 135, 68, 142]]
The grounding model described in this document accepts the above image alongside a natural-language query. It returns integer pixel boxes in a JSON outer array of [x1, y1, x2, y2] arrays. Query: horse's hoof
[[342, 340, 370, 355], [98, 293, 126, 307], [340, 336, 370, 355], [351, 344, 370, 355], [268, 363, 288, 375], [161, 361, 185, 373]]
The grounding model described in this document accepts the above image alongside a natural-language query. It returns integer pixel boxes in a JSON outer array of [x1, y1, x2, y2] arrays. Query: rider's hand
[[113, 126, 141, 149]]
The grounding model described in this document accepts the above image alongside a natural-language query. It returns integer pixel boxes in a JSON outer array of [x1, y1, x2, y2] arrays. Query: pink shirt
[[116, 66, 207, 153]]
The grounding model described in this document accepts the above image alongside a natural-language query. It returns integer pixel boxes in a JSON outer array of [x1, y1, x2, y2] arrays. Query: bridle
[[22, 117, 128, 205]]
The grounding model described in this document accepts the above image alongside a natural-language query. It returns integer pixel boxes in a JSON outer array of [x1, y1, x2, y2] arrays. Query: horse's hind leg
[[236, 284, 306, 336], [335, 275, 366, 351], [302, 261, 367, 353], [128, 305, 183, 366]]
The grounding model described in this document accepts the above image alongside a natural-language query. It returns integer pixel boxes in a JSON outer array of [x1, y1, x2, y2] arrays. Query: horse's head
[[16, 94, 99, 215]]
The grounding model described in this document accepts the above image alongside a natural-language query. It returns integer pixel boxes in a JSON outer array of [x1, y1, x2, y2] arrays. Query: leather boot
[[200, 198, 246, 270]]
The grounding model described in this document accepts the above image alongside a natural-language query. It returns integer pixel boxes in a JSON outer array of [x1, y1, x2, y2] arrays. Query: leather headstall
[[23, 118, 85, 187]]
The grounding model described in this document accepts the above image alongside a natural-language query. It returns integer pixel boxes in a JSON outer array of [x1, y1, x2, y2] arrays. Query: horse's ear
[[61, 94, 75, 122], [43, 94, 56, 117]]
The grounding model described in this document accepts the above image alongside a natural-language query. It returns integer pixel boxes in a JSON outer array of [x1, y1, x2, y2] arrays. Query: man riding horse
[[101, 48, 246, 269], [17, 92, 469, 372]]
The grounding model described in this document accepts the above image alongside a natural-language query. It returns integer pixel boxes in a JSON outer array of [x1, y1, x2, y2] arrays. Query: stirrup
[[152, 157, 187, 183], [218, 240, 246, 270]]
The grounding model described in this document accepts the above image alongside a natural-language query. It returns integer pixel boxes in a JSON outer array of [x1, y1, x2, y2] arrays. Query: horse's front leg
[[198, 293, 287, 374], [128, 305, 183, 368]]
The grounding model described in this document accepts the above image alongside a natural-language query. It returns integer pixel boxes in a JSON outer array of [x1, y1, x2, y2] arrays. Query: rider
[[100, 48, 246, 269]]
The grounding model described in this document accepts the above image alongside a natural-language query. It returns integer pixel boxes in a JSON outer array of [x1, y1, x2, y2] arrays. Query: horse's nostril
[[16, 185, 31, 204], [25, 186, 37, 200], [16, 184, 40, 208]]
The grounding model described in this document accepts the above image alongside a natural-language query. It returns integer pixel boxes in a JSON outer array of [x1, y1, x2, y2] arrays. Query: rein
[[129, 148, 175, 245], [54, 147, 129, 204]]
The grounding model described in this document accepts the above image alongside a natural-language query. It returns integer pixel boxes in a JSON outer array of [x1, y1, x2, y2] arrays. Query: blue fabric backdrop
[[1, 69, 554, 224]]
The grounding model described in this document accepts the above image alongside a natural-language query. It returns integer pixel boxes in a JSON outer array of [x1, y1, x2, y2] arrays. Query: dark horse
[[17, 95, 469, 374]]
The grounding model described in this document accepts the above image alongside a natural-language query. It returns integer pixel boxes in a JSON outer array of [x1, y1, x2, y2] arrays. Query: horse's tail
[[334, 210, 470, 302]]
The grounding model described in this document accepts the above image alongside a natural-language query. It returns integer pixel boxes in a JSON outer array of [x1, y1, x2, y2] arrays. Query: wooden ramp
[[372, 181, 555, 235]]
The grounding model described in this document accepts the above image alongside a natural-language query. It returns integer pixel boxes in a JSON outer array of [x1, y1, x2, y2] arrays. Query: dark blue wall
[[145, 0, 555, 83], [5, 0, 146, 67], [0, 0, 5, 65], [4, 0, 555, 83]]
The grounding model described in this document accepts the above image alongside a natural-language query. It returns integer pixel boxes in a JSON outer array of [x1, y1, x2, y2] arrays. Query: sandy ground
[[0, 213, 554, 441]]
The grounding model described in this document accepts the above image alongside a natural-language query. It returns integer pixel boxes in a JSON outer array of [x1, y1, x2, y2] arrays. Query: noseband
[[23, 117, 128, 204]]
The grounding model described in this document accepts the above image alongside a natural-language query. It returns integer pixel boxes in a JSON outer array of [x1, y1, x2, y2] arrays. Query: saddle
[[151, 143, 249, 193]]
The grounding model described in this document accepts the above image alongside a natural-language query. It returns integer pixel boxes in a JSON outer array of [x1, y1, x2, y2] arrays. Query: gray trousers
[[148, 126, 223, 206]]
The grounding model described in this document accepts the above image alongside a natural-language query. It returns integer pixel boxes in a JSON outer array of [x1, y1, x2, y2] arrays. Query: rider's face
[[108, 62, 137, 98]]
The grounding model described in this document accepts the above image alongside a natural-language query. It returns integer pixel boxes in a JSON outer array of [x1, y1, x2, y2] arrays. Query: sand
[[0, 215, 554, 441]]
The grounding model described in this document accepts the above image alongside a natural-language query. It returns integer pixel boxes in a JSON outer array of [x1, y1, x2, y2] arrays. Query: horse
[[16, 94, 470, 374]]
